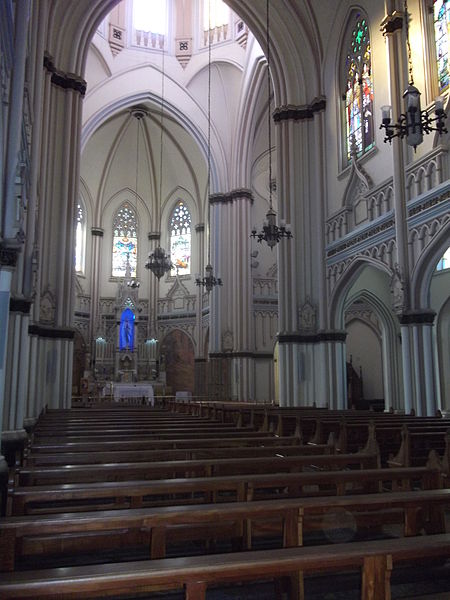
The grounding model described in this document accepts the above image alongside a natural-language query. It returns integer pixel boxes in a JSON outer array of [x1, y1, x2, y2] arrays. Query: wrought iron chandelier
[[145, 20, 173, 279], [127, 110, 143, 289], [250, 0, 292, 249], [196, 1, 222, 292], [379, 1, 447, 149]]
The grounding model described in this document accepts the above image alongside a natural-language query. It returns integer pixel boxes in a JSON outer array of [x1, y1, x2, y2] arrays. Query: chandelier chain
[[266, 0, 273, 209], [404, 0, 414, 86]]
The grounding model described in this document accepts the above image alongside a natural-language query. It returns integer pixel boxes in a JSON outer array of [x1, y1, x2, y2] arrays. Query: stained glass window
[[344, 15, 374, 161], [170, 201, 191, 276], [112, 204, 138, 277], [436, 246, 450, 270], [434, 0, 450, 93], [75, 202, 85, 273]]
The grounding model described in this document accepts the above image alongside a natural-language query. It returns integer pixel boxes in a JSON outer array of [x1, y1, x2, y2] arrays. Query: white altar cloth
[[113, 383, 154, 406]]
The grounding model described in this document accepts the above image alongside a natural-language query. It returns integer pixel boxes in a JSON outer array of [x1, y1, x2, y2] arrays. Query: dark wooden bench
[[13, 448, 380, 486], [7, 464, 442, 516], [26, 434, 302, 455], [23, 441, 334, 467], [388, 425, 450, 468], [1, 533, 450, 599], [1, 488, 448, 572]]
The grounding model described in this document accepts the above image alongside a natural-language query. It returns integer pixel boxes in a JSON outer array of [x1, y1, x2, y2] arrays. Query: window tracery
[[75, 202, 86, 273], [112, 203, 138, 277], [343, 13, 374, 162], [169, 201, 191, 276]]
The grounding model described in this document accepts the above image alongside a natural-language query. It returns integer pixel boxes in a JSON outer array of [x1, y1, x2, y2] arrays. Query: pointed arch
[[340, 9, 374, 163], [169, 199, 192, 276], [112, 203, 138, 277]]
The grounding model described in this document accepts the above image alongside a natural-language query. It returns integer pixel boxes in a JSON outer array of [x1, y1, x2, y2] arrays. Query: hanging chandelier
[[250, 0, 292, 249], [196, 0, 222, 292], [379, 1, 447, 149], [145, 20, 173, 279]]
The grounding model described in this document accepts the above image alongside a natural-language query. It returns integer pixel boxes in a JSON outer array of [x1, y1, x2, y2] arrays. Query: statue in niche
[[390, 264, 405, 313], [119, 307, 135, 351]]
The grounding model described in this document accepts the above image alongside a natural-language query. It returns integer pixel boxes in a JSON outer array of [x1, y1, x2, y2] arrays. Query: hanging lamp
[[145, 18, 173, 279], [196, 0, 222, 292], [250, 0, 292, 249]]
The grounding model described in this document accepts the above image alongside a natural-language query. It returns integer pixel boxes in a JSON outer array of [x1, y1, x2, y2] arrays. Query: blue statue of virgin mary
[[119, 308, 135, 351]]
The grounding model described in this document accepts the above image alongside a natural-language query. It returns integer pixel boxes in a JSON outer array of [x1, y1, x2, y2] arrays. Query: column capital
[[278, 330, 347, 344], [44, 54, 87, 96], [380, 10, 404, 36], [273, 97, 326, 123], [91, 227, 104, 237], [148, 232, 160, 241], [0, 245, 20, 267], [398, 310, 436, 325], [209, 189, 253, 204], [195, 223, 205, 233]]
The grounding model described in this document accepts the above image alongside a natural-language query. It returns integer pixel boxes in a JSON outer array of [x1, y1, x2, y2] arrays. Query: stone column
[[398, 311, 439, 416], [274, 100, 345, 407], [229, 189, 254, 401], [30, 55, 86, 408]]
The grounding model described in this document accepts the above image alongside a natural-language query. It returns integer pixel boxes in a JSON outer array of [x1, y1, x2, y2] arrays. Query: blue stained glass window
[[112, 204, 138, 277], [344, 16, 374, 161], [434, 0, 450, 93], [170, 201, 191, 276]]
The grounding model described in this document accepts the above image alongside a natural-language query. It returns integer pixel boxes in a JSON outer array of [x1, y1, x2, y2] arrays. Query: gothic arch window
[[342, 12, 374, 162], [75, 201, 86, 273], [169, 200, 191, 276], [432, 0, 450, 93], [112, 203, 138, 277]]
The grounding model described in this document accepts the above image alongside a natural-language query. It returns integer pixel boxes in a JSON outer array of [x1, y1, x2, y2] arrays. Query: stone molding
[[209, 189, 253, 205], [28, 324, 75, 339], [273, 97, 326, 122], [398, 310, 436, 325], [9, 297, 32, 314], [0, 245, 20, 267], [278, 331, 347, 344]]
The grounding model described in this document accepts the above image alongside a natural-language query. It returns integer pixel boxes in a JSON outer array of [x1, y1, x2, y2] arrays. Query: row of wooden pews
[[0, 403, 450, 599]]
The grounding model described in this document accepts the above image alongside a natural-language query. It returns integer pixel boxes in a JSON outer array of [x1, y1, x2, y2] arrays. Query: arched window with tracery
[[112, 203, 138, 277], [75, 202, 86, 273], [343, 13, 374, 162], [169, 201, 191, 276], [433, 0, 450, 93]]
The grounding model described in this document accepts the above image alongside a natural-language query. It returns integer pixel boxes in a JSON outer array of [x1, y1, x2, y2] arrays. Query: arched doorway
[[160, 330, 195, 394]]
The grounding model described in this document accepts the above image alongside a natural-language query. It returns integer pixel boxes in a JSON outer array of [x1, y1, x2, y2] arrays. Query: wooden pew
[[1, 533, 450, 600], [26, 434, 303, 455], [13, 448, 380, 486], [388, 425, 450, 469], [1, 488, 449, 572], [23, 441, 334, 467], [7, 464, 442, 516]]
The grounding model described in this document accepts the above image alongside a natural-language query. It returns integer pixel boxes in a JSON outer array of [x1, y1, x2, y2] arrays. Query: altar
[[113, 383, 154, 406]]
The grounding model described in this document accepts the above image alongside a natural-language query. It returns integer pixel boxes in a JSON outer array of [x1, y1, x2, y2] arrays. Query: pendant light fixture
[[145, 16, 173, 279], [127, 109, 143, 288], [196, 0, 222, 292], [251, 0, 292, 249]]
